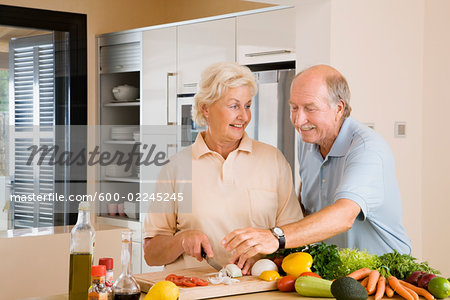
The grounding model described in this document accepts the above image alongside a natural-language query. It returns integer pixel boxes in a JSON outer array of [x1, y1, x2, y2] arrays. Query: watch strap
[[271, 227, 285, 249]]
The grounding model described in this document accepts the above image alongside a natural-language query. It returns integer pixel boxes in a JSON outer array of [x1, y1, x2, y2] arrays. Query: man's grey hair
[[294, 66, 352, 118], [326, 73, 352, 118]]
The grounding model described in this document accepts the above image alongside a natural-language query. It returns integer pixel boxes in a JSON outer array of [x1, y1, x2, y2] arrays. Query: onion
[[208, 271, 240, 285], [224, 264, 242, 278], [251, 259, 278, 276]]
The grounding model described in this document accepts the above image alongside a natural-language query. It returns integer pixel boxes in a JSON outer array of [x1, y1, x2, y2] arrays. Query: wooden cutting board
[[134, 266, 278, 299]]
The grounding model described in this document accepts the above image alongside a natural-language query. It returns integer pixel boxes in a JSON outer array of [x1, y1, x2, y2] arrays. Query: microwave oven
[[177, 94, 204, 147]]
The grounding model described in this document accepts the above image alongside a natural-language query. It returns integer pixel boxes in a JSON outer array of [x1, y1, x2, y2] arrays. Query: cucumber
[[295, 276, 334, 298]]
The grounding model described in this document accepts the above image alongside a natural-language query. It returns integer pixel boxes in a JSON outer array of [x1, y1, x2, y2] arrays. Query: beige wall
[[422, 0, 450, 279], [296, 0, 449, 276]]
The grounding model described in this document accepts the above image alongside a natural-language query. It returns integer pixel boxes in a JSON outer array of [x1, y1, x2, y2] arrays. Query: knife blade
[[201, 248, 223, 271]]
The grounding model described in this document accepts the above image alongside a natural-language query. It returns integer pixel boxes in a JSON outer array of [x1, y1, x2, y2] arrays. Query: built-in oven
[[177, 94, 205, 148]]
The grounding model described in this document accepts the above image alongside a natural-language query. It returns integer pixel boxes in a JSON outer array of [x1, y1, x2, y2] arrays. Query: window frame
[[0, 4, 87, 225]]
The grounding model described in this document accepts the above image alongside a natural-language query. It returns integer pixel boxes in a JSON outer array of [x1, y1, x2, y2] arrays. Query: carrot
[[388, 276, 414, 300], [400, 280, 435, 300], [386, 282, 394, 297], [360, 276, 369, 287], [374, 276, 386, 300], [403, 285, 419, 300], [367, 269, 381, 295], [347, 267, 372, 280]]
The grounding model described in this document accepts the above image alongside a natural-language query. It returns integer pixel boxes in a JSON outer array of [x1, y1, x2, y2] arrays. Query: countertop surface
[[27, 291, 334, 299], [0, 223, 125, 239]]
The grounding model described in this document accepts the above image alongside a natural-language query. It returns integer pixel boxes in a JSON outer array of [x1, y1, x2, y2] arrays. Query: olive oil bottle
[[69, 202, 95, 300]]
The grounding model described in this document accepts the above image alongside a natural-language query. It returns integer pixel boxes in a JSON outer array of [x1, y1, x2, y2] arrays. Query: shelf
[[103, 176, 140, 183], [104, 101, 140, 107], [104, 140, 139, 145]]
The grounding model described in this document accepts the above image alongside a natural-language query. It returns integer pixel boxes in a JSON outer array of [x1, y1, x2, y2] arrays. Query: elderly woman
[[143, 62, 301, 273]]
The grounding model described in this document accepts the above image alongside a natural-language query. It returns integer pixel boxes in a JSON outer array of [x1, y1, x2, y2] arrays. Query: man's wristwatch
[[270, 227, 285, 249]]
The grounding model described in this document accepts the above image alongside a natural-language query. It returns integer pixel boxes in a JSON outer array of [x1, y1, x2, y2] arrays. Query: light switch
[[395, 122, 406, 137]]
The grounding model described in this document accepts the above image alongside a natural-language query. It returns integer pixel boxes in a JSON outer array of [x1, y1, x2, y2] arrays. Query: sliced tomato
[[173, 278, 185, 286], [191, 277, 208, 286], [165, 274, 178, 281], [181, 278, 196, 287]]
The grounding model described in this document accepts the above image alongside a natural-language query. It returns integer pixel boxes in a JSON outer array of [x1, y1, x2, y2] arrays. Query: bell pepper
[[281, 252, 313, 277]]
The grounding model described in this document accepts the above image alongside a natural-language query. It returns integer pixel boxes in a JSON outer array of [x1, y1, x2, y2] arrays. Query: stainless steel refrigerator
[[247, 69, 296, 176]]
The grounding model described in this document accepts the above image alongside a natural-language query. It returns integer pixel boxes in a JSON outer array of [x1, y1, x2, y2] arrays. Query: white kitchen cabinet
[[177, 18, 235, 94], [142, 27, 177, 126], [236, 8, 295, 65]]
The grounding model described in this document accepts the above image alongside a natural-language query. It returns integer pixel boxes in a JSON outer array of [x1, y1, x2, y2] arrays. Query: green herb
[[377, 250, 440, 279], [306, 243, 342, 280], [336, 248, 380, 278]]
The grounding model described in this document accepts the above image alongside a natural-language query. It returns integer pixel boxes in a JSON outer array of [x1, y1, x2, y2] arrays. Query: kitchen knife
[[201, 248, 223, 272]]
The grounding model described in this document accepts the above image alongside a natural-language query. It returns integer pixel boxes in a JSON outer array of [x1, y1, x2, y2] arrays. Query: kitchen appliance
[[247, 68, 296, 176], [175, 68, 296, 174], [176, 94, 205, 147]]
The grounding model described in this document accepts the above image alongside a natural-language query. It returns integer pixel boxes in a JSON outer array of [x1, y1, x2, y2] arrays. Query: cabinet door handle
[[183, 83, 198, 88], [245, 50, 292, 57], [167, 72, 177, 125], [114, 65, 124, 69]]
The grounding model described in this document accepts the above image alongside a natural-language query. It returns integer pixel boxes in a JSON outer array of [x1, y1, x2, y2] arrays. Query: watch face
[[273, 227, 283, 236]]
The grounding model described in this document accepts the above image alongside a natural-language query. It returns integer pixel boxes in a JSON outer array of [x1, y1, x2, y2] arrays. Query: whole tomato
[[299, 272, 321, 278], [277, 275, 296, 292], [272, 256, 284, 272]]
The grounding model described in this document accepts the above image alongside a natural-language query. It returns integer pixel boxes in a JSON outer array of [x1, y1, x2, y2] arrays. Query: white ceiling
[[0, 26, 49, 53]]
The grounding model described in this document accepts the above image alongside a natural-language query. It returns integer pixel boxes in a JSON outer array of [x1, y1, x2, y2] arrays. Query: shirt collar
[[192, 131, 252, 159], [327, 117, 354, 157]]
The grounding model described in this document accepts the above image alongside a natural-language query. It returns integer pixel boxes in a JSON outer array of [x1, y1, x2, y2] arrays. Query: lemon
[[428, 277, 450, 299], [259, 270, 281, 281], [145, 280, 179, 300]]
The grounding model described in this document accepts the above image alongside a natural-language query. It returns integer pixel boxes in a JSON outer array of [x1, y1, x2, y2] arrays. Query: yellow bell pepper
[[259, 270, 281, 281], [281, 252, 313, 277]]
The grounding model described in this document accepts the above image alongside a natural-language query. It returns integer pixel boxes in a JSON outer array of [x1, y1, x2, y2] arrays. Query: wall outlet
[[395, 122, 406, 137]]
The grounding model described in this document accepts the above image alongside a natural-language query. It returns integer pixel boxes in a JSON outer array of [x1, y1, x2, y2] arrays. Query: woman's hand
[[179, 230, 214, 261]]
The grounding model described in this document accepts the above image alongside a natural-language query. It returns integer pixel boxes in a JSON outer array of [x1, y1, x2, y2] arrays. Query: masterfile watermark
[[26, 143, 169, 171]]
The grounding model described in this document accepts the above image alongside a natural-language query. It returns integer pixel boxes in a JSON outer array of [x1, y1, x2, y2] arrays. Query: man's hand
[[229, 255, 260, 275], [221, 227, 278, 268], [180, 230, 214, 261]]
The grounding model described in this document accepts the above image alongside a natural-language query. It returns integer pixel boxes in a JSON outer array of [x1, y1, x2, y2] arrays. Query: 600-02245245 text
[[9, 192, 184, 203]]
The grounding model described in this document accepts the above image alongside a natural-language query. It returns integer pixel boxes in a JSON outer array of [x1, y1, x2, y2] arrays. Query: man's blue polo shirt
[[298, 117, 411, 255]]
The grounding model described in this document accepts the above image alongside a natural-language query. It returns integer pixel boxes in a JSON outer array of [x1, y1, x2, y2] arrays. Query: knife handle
[[201, 248, 207, 258]]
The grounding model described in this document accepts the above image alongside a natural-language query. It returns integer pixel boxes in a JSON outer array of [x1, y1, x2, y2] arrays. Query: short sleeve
[[334, 149, 384, 219], [275, 150, 303, 226], [142, 165, 178, 239]]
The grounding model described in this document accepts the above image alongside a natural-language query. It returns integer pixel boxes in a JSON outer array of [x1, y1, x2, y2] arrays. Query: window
[[0, 5, 87, 229]]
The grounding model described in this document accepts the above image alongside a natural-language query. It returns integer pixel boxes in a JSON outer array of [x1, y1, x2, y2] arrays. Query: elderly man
[[222, 65, 411, 267]]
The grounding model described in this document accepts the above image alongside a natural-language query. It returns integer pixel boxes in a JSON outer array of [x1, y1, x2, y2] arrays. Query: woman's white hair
[[193, 62, 257, 127]]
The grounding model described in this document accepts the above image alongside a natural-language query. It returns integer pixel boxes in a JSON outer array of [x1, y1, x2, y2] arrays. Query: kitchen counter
[[1, 224, 125, 299], [26, 292, 405, 299], [26, 291, 335, 299]]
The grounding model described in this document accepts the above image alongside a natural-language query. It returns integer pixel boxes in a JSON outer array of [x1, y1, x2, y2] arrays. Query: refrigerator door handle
[[245, 50, 292, 57]]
